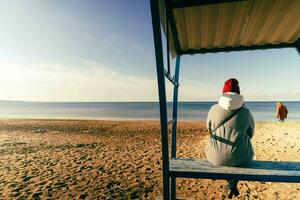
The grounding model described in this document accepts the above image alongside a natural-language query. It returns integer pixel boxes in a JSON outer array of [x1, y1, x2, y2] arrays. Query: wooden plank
[[170, 0, 245, 9], [169, 158, 300, 183]]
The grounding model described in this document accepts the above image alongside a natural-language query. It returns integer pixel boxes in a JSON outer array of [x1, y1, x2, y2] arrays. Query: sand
[[0, 119, 299, 199]]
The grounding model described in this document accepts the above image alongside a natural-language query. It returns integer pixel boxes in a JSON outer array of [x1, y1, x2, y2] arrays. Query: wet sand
[[0, 119, 299, 199]]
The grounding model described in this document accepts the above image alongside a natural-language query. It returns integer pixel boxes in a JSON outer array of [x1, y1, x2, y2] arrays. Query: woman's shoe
[[227, 188, 240, 199]]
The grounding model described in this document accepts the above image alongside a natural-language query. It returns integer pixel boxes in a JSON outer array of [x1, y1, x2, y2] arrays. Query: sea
[[0, 101, 299, 122]]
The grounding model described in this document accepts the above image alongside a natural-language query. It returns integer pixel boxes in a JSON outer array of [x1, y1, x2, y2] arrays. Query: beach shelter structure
[[149, 0, 300, 199]]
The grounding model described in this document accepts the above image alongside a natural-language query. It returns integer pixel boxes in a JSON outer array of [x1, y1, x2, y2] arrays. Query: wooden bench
[[170, 158, 300, 183]]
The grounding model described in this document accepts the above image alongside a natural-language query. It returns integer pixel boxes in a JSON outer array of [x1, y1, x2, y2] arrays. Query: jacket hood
[[218, 92, 244, 110]]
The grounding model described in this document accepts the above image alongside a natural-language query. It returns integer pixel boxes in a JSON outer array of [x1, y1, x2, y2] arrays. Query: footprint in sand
[[31, 191, 42, 199], [22, 175, 33, 182]]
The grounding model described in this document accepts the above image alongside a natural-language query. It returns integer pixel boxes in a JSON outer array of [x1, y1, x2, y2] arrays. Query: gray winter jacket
[[205, 92, 255, 167]]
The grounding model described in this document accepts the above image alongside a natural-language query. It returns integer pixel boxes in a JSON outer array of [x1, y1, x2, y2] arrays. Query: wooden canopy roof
[[159, 0, 300, 57]]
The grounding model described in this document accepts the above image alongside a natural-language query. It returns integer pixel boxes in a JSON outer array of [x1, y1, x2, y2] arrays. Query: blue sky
[[0, 0, 299, 102]]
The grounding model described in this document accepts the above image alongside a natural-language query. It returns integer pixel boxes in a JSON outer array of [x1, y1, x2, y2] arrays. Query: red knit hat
[[222, 78, 240, 94]]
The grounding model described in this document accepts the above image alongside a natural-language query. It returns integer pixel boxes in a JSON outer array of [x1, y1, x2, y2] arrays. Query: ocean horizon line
[[0, 100, 300, 103]]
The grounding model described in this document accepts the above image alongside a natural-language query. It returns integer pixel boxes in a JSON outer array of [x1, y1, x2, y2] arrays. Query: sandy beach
[[0, 119, 299, 199]]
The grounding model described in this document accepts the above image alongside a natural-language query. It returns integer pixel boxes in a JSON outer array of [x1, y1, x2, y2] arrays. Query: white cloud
[[0, 60, 156, 101], [0, 59, 299, 102]]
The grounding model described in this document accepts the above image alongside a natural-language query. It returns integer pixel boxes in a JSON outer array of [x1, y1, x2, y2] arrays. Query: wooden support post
[[170, 55, 181, 200], [150, 0, 170, 199]]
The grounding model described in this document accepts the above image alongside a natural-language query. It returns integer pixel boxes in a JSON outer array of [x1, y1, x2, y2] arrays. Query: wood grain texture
[[170, 158, 300, 182]]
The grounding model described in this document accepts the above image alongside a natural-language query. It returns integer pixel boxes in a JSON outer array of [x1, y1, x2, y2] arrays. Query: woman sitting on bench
[[205, 78, 255, 199]]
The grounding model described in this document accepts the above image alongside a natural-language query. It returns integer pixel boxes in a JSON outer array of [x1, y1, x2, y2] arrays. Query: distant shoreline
[[1, 100, 300, 103]]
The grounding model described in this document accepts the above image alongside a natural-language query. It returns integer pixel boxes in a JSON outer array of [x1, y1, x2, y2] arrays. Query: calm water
[[0, 101, 299, 121]]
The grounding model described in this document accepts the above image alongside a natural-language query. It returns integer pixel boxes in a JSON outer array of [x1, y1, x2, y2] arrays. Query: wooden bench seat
[[170, 158, 300, 183]]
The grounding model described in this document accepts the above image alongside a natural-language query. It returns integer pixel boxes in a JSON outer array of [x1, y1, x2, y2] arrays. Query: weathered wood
[[170, 158, 300, 183]]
